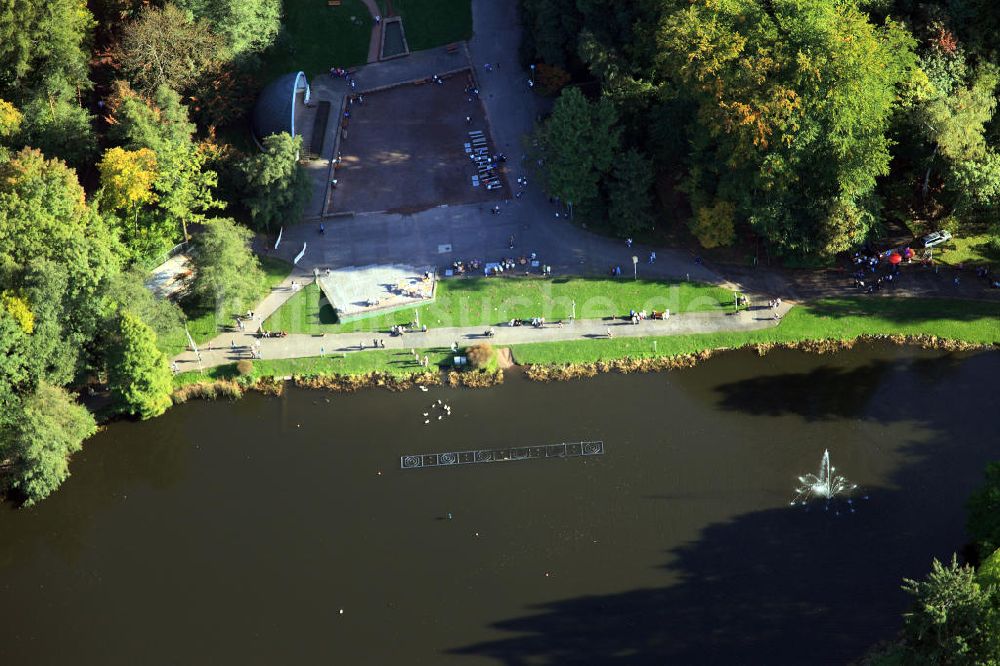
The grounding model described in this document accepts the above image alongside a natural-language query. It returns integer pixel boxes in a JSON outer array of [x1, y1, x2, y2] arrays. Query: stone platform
[[315, 264, 435, 321]]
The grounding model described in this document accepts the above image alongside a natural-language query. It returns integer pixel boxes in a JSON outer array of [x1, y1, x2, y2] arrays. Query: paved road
[[174, 301, 794, 371]]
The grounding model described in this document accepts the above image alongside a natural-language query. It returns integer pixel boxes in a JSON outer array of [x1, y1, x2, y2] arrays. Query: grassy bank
[[174, 347, 453, 387], [172, 344, 502, 395], [510, 297, 1000, 365], [264, 276, 732, 334], [933, 233, 999, 267]]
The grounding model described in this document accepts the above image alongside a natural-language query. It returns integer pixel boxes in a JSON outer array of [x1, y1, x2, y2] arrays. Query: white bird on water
[[424, 419, 430, 424]]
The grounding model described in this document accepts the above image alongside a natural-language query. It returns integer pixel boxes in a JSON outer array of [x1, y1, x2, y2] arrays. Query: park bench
[[328, 0, 341, 6], [446, 43, 459, 54]]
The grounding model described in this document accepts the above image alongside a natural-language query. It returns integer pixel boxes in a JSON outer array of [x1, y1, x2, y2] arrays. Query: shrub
[[236, 359, 254, 376], [465, 343, 494, 369]]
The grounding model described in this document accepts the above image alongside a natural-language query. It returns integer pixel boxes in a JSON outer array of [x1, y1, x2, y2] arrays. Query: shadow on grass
[[803, 297, 1000, 324], [438, 276, 696, 293]]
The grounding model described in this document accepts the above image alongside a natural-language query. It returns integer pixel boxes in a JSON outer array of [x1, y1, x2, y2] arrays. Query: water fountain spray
[[791, 449, 858, 506]]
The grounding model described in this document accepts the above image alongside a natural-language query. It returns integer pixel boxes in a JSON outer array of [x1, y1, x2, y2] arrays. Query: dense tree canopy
[[238, 132, 310, 231], [108, 310, 173, 419], [190, 217, 265, 314], [118, 3, 225, 96], [0, 0, 94, 101], [534, 88, 620, 213], [2, 382, 97, 505], [658, 0, 917, 255], [176, 0, 281, 57], [522, 0, 1000, 255], [109, 84, 222, 250]]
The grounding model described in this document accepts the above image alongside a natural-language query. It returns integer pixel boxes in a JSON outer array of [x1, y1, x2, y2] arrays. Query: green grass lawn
[[177, 297, 999, 385], [264, 276, 732, 334], [510, 297, 1000, 365], [165, 256, 293, 357], [933, 234, 999, 267], [390, 0, 472, 51], [261, 0, 372, 81]]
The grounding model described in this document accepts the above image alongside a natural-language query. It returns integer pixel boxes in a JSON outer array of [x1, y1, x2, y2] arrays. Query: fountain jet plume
[[791, 449, 857, 506]]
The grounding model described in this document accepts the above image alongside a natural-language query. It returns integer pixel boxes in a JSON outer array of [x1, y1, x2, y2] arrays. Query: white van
[[921, 230, 952, 249]]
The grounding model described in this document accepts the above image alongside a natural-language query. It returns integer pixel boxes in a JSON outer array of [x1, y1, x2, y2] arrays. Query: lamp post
[[530, 64, 536, 86], [632, 255, 638, 280], [571, 299, 576, 320]]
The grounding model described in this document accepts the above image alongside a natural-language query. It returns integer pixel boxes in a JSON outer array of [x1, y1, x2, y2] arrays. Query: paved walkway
[[358, 0, 382, 63], [174, 301, 795, 371]]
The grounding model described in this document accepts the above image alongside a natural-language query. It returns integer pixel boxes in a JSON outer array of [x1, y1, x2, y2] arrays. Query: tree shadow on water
[[712, 354, 974, 422], [450, 483, 957, 665], [451, 359, 1000, 665]]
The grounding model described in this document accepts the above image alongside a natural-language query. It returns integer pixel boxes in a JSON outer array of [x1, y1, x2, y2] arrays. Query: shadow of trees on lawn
[[802, 297, 1000, 324]]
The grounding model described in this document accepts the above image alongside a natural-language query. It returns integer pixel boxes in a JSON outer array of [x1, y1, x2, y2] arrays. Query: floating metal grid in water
[[400, 441, 604, 469]]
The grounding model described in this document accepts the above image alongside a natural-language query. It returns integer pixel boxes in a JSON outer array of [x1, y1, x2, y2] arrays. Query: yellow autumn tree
[[98, 146, 158, 211], [0, 99, 21, 138], [1, 290, 35, 333], [690, 200, 737, 249]]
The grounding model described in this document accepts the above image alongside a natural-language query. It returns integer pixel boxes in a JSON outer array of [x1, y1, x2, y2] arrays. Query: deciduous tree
[[176, 0, 281, 56], [117, 3, 224, 95], [108, 310, 173, 419], [534, 87, 621, 212], [0, 0, 94, 102], [108, 84, 222, 244], [15, 95, 96, 170], [238, 132, 310, 231], [98, 147, 158, 211], [607, 148, 654, 236], [658, 0, 917, 255], [3, 383, 96, 505], [190, 217, 265, 314], [691, 200, 737, 249]]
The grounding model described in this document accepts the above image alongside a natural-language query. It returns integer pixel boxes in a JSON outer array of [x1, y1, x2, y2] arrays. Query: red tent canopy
[[888, 252, 902, 264]]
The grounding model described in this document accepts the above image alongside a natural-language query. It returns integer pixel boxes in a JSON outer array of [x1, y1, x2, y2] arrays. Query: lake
[[1, 345, 998, 664]]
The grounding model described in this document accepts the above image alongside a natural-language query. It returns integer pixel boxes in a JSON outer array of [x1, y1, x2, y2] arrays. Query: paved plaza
[[328, 72, 501, 214], [315, 264, 435, 320]]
